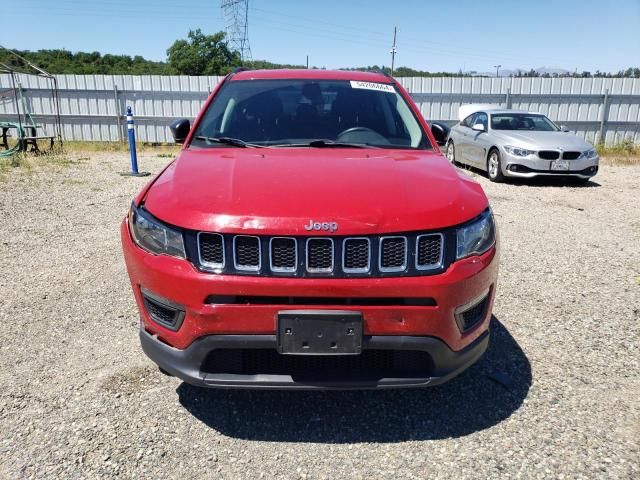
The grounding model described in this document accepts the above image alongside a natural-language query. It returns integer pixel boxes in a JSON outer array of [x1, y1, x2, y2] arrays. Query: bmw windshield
[[490, 113, 559, 131], [191, 79, 431, 149]]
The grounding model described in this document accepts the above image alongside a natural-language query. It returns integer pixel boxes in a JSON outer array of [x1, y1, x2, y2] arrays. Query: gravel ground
[[0, 151, 638, 479]]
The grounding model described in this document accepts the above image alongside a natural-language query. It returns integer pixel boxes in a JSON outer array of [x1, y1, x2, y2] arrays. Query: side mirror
[[169, 118, 191, 144], [560, 125, 570, 132], [430, 122, 450, 146], [472, 123, 486, 132]]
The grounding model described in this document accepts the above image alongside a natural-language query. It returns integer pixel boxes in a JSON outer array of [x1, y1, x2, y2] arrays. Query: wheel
[[446, 141, 456, 164], [487, 148, 506, 182]]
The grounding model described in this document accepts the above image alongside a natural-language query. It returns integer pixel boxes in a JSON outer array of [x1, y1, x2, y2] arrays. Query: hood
[[491, 130, 593, 150], [142, 148, 488, 236]]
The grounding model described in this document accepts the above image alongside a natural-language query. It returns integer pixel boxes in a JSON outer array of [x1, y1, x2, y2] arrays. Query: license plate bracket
[[277, 310, 363, 355], [550, 159, 570, 171]]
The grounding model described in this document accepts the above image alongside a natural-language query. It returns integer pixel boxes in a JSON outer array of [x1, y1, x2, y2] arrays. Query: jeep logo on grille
[[304, 220, 338, 232]]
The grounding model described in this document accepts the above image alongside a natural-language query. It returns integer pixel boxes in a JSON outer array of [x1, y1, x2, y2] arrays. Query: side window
[[462, 114, 476, 128], [474, 112, 488, 129]]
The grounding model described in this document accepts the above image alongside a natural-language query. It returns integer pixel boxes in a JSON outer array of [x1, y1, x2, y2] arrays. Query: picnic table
[[1, 122, 55, 153]]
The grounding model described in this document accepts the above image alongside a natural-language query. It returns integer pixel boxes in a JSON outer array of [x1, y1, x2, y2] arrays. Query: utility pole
[[494, 64, 502, 77], [390, 27, 397, 76], [306, 55, 309, 69]]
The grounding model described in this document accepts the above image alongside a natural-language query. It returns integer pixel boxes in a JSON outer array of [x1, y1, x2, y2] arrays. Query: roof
[[485, 109, 544, 115], [458, 104, 542, 121], [231, 69, 393, 83]]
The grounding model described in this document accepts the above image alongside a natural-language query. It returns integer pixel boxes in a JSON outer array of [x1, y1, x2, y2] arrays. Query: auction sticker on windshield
[[350, 81, 395, 93]]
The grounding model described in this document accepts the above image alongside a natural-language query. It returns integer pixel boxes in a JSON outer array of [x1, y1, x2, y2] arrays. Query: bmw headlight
[[457, 210, 496, 259], [504, 145, 536, 157], [128, 203, 186, 259], [579, 148, 597, 159]]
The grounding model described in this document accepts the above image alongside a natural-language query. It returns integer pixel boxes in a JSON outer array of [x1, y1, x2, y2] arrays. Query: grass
[[0, 148, 88, 181], [596, 140, 640, 166], [62, 141, 180, 154]]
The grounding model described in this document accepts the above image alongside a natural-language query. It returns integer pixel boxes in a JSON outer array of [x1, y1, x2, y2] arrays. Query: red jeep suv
[[121, 69, 499, 389]]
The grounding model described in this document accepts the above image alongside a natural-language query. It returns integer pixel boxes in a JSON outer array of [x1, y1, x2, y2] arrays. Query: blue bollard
[[120, 106, 150, 177]]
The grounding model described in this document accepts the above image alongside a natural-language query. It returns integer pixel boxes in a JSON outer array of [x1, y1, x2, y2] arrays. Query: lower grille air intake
[[455, 290, 490, 332], [141, 289, 185, 331], [203, 349, 433, 380]]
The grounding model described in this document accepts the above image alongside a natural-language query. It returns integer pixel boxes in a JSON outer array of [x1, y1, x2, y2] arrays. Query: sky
[[2, 0, 639, 73]]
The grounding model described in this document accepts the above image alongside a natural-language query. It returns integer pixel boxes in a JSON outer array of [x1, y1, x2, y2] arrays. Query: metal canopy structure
[[0, 45, 63, 154]]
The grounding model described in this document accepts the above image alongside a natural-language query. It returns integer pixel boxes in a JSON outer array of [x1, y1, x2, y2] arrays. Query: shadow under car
[[176, 316, 531, 443]]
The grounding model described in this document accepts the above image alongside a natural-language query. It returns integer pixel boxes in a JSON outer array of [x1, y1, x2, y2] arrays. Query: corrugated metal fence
[[1, 74, 638, 145]]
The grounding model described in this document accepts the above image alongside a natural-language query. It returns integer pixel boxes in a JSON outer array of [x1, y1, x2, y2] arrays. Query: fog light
[[454, 289, 490, 332], [140, 288, 185, 331]]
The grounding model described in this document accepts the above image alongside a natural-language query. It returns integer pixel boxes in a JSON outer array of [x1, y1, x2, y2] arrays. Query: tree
[[166, 29, 240, 75]]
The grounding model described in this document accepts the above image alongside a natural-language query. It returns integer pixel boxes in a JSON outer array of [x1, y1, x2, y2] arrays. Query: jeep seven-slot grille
[[194, 231, 447, 278]]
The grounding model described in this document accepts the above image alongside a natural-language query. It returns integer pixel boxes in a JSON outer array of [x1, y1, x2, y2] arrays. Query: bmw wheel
[[487, 149, 506, 183], [446, 141, 456, 164]]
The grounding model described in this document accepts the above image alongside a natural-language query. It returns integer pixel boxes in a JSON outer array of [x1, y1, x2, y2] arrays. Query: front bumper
[[500, 150, 599, 179], [140, 328, 489, 390], [122, 218, 499, 388]]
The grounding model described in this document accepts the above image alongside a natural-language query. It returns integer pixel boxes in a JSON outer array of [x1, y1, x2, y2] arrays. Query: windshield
[[191, 79, 430, 149], [490, 113, 559, 131]]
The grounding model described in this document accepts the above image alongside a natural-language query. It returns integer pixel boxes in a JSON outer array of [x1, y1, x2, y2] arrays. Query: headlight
[[503, 145, 536, 157], [579, 148, 597, 159], [129, 204, 186, 259], [457, 210, 496, 260]]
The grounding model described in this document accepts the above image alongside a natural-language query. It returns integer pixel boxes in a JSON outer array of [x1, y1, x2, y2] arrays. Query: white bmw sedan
[[446, 107, 599, 183]]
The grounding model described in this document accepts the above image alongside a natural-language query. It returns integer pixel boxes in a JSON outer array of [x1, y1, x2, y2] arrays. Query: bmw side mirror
[[430, 122, 450, 146], [560, 125, 570, 132], [472, 123, 486, 132], [170, 118, 191, 144]]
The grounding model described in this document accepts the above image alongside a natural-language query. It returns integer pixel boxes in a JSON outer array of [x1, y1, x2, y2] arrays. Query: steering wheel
[[336, 127, 390, 145]]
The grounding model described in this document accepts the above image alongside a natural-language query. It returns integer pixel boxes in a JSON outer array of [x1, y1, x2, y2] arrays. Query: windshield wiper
[[309, 139, 374, 148], [271, 139, 373, 148], [194, 136, 264, 148]]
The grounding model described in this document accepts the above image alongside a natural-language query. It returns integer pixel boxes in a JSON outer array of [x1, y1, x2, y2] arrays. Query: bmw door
[[467, 112, 490, 168], [455, 113, 477, 165]]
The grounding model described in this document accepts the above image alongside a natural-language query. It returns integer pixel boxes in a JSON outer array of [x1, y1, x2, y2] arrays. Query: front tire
[[446, 141, 456, 164], [487, 149, 506, 182]]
